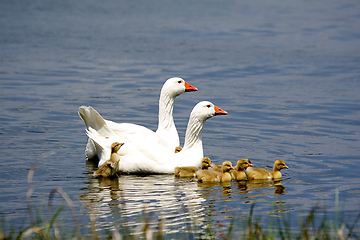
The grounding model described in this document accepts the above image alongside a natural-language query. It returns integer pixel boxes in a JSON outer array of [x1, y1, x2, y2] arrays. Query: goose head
[[273, 159, 289, 171], [183, 101, 227, 151], [161, 77, 198, 98], [191, 101, 228, 122]]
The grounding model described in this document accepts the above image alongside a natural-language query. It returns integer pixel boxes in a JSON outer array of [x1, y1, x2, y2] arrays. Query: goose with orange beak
[[82, 77, 198, 160], [83, 101, 227, 174]]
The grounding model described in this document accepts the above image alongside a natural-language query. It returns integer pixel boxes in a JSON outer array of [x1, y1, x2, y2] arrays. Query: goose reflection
[[80, 161, 208, 234]]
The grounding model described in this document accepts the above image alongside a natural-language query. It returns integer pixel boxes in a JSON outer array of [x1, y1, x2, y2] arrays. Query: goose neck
[[183, 117, 204, 149], [158, 92, 175, 130]]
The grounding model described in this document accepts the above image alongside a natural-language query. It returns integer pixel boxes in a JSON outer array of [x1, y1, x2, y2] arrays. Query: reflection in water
[[199, 179, 287, 198], [246, 180, 287, 195], [81, 162, 289, 235], [80, 162, 208, 235]]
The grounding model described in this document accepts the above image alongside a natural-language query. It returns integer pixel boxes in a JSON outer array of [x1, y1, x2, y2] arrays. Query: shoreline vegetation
[[1, 162, 359, 239]]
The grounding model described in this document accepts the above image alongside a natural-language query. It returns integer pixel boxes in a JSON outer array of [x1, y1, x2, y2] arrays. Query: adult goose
[[84, 77, 198, 160], [82, 101, 227, 174], [246, 159, 289, 180]]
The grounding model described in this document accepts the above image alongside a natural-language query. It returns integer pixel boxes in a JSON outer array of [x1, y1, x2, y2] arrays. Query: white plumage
[[83, 77, 197, 159], [79, 101, 227, 174]]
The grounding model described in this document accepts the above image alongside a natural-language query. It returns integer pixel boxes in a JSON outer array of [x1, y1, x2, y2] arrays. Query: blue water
[[1, 0, 360, 237]]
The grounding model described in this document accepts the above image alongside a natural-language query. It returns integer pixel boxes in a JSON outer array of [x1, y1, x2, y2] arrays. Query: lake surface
[[1, 0, 359, 237]]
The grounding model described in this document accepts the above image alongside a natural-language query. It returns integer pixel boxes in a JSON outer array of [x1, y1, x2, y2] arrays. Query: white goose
[[84, 77, 197, 160], [81, 101, 227, 174]]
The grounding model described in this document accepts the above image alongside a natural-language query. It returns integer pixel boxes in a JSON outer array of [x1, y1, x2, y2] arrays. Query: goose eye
[[206, 105, 211, 108], [178, 80, 182, 84]]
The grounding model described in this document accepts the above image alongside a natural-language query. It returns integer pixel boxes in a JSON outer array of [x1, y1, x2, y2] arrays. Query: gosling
[[230, 158, 253, 181], [174, 157, 212, 178], [198, 161, 234, 183], [93, 142, 124, 178], [246, 159, 289, 180]]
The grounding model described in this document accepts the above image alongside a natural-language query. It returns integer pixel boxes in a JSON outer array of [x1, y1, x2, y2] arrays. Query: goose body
[[93, 142, 124, 178], [84, 77, 197, 160], [80, 101, 227, 174], [246, 159, 289, 180], [230, 159, 253, 181]]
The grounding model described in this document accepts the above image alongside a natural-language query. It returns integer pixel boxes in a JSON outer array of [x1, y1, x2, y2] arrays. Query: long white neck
[[183, 116, 204, 150], [173, 116, 204, 168], [157, 91, 175, 131], [156, 91, 179, 148]]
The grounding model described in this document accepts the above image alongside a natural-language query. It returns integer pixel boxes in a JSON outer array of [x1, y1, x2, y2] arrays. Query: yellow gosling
[[246, 159, 289, 180], [230, 158, 253, 181], [93, 142, 124, 178], [198, 161, 234, 183], [174, 157, 212, 178]]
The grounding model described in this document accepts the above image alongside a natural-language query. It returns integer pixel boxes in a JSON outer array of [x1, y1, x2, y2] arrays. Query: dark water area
[[1, 0, 360, 237]]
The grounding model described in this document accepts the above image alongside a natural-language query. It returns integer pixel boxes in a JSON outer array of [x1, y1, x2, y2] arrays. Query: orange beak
[[184, 81, 198, 92], [284, 165, 289, 169], [214, 105, 228, 115], [248, 163, 253, 167]]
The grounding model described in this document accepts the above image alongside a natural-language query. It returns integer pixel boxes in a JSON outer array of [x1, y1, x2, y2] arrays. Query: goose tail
[[79, 106, 106, 131], [79, 106, 119, 164], [85, 127, 116, 167], [78, 106, 119, 136]]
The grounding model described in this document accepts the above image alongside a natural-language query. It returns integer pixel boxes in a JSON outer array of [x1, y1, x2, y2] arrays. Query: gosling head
[[111, 142, 124, 153], [201, 157, 212, 170], [274, 159, 289, 171], [236, 158, 253, 170], [222, 161, 234, 173], [175, 146, 183, 153]]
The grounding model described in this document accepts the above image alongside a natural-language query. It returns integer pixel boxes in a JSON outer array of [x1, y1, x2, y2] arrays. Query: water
[[1, 0, 360, 237]]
